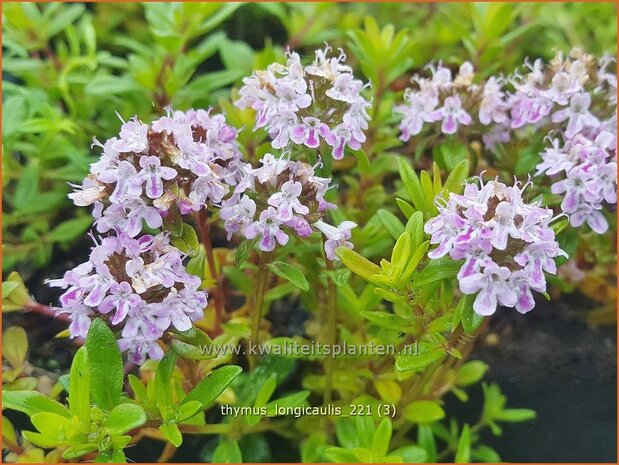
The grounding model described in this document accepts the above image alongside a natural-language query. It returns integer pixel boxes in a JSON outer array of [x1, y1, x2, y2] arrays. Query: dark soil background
[[457, 295, 617, 462]]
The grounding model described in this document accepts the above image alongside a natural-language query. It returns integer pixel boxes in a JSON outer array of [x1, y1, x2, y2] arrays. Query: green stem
[[249, 251, 272, 370], [400, 324, 465, 407], [323, 259, 338, 405]]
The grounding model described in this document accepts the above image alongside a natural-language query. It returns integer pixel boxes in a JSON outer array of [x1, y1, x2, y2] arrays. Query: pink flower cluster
[[47, 233, 207, 364], [235, 46, 372, 160], [394, 62, 475, 138], [394, 50, 616, 147], [425, 178, 566, 316], [69, 108, 244, 236], [537, 117, 617, 233], [220, 153, 356, 258]]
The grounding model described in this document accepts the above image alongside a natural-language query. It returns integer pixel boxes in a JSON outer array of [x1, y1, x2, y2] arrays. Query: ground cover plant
[[2, 2, 617, 463]]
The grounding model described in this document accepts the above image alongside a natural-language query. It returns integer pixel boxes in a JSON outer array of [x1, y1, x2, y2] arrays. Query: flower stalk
[[323, 258, 338, 405], [197, 208, 224, 336], [249, 251, 272, 370]]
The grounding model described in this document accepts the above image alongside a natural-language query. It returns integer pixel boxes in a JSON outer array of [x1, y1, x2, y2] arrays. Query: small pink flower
[[431, 95, 472, 135]]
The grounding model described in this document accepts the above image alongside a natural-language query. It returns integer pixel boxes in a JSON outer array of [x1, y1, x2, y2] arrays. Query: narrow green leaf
[[2, 390, 70, 418], [405, 211, 425, 251], [376, 209, 405, 240], [155, 351, 177, 409], [69, 347, 90, 428], [63, 443, 98, 460], [213, 438, 243, 463], [267, 261, 309, 292], [85, 319, 123, 411], [395, 343, 445, 372], [455, 424, 471, 463], [444, 159, 470, 195], [371, 418, 392, 457], [160, 422, 183, 447], [170, 223, 200, 258], [336, 247, 382, 284], [459, 294, 485, 334], [495, 408, 536, 422], [398, 158, 428, 212], [395, 198, 416, 218], [391, 232, 412, 274], [413, 257, 461, 287], [181, 365, 242, 410]]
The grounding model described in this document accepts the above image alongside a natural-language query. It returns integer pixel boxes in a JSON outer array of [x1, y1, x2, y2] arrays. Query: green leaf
[[13, 162, 39, 210], [85, 319, 123, 411], [376, 209, 405, 240], [170, 223, 200, 257], [267, 261, 309, 292], [181, 365, 242, 410], [69, 347, 90, 428], [361, 311, 413, 332], [405, 211, 425, 251], [47, 216, 93, 243], [170, 327, 215, 360], [102, 403, 147, 435], [2, 326, 28, 367], [556, 227, 578, 266], [2, 390, 70, 418], [403, 400, 445, 423], [495, 408, 536, 422], [265, 391, 309, 412], [159, 422, 183, 447], [176, 400, 203, 422], [324, 447, 363, 463], [235, 239, 253, 267], [455, 424, 471, 463], [371, 418, 392, 457], [63, 443, 99, 460], [85, 75, 140, 96], [325, 268, 351, 288], [439, 140, 468, 171], [155, 351, 177, 409], [443, 159, 470, 194], [417, 424, 437, 462], [398, 158, 429, 213], [391, 232, 412, 274], [30, 412, 71, 439], [128, 374, 147, 401], [391, 445, 428, 463], [47, 3, 85, 36], [396, 198, 416, 218], [456, 361, 488, 386], [515, 148, 542, 176], [472, 445, 501, 462], [336, 247, 382, 284], [213, 438, 243, 463], [301, 432, 326, 463], [413, 257, 461, 287], [349, 147, 371, 174], [395, 342, 445, 372], [459, 294, 484, 334], [400, 240, 430, 284], [171, 339, 215, 360]]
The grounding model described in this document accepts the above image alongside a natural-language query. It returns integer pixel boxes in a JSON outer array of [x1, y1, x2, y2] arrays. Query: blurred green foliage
[[2, 1, 616, 277]]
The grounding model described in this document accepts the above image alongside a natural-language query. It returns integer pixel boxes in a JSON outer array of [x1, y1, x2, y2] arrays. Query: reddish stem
[[24, 301, 71, 323], [196, 209, 224, 336]]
